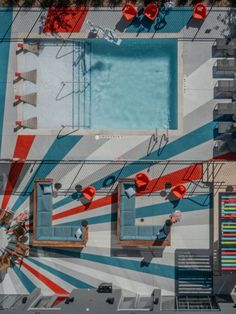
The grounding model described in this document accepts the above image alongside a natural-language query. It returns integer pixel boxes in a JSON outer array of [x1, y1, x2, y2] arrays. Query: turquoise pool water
[[88, 39, 178, 131]]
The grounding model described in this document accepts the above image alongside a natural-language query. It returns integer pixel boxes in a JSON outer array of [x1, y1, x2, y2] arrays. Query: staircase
[[219, 192, 236, 272], [175, 250, 213, 295]]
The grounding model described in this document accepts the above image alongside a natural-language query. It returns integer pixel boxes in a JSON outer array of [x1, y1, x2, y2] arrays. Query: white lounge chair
[[216, 102, 236, 115], [17, 42, 40, 55], [103, 29, 122, 46], [15, 93, 37, 107], [15, 70, 37, 84], [20, 117, 38, 129]]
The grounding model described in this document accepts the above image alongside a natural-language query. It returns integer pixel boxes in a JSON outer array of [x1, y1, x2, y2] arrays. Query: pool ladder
[[73, 41, 91, 129]]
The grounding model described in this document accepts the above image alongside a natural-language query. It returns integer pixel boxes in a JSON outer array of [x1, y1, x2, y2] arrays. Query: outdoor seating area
[[1, 1, 236, 307], [0, 209, 29, 274], [117, 179, 171, 247], [33, 179, 88, 247], [117, 177, 183, 247]]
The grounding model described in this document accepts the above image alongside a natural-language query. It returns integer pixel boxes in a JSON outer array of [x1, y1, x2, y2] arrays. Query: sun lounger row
[[14, 92, 38, 129]]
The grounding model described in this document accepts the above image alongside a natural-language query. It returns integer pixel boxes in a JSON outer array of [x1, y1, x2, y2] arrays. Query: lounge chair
[[15, 70, 37, 84], [216, 38, 236, 50], [0, 253, 11, 272], [143, 3, 159, 21], [122, 3, 138, 22], [103, 29, 122, 46], [216, 59, 236, 70], [218, 121, 236, 134], [20, 117, 38, 129], [0, 209, 14, 226], [217, 80, 236, 92], [15, 93, 37, 107], [193, 3, 207, 20], [215, 39, 236, 56], [17, 42, 40, 55], [214, 59, 236, 77], [215, 102, 236, 115]]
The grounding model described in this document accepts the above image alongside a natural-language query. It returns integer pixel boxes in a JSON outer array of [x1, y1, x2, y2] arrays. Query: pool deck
[[0, 5, 236, 303]]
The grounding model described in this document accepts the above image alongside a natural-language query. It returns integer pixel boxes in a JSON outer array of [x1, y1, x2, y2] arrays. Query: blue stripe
[[222, 211, 236, 214], [222, 230, 236, 232], [58, 194, 209, 226], [40, 249, 176, 279], [11, 136, 82, 212], [58, 212, 116, 226], [0, 9, 13, 155], [54, 121, 215, 210], [136, 194, 210, 218], [27, 257, 93, 289], [12, 264, 36, 293], [41, 248, 212, 286]]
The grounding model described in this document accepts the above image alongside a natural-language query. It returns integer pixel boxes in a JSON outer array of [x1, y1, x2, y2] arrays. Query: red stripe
[[222, 233, 236, 236], [53, 163, 202, 221], [1, 136, 35, 209], [138, 163, 202, 195], [222, 267, 236, 270], [53, 194, 117, 221], [214, 152, 236, 160], [20, 259, 69, 295], [221, 215, 236, 218], [44, 7, 89, 33], [222, 252, 236, 255], [221, 199, 236, 203]]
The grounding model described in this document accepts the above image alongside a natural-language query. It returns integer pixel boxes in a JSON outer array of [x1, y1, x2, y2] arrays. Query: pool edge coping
[[16, 35, 183, 137]]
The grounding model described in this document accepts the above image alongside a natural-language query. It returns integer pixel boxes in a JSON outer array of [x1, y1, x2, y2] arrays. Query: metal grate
[[176, 296, 219, 311], [161, 295, 219, 311]]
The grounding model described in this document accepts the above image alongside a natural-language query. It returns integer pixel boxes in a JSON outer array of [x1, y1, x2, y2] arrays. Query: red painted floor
[[44, 7, 89, 33], [1, 136, 35, 209]]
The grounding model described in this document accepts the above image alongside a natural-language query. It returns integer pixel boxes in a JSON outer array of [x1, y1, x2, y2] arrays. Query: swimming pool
[[88, 39, 178, 131], [19, 38, 178, 133]]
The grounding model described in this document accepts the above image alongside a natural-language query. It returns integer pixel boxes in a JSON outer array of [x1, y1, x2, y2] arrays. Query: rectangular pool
[[89, 39, 178, 131], [18, 38, 178, 133]]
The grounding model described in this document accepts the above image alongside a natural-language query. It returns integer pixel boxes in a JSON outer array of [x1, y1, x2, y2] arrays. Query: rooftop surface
[[0, 3, 236, 313]]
